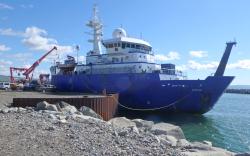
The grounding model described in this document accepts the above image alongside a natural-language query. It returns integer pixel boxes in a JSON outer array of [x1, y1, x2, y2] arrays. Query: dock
[[225, 89, 250, 94], [12, 92, 119, 121]]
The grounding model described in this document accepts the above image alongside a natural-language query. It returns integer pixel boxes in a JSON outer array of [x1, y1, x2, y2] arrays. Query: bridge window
[[131, 44, 135, 48], [126, 43, 131, 48], [108, 44, 113, 48], [112, 57, 119, 62], [122, 43, 126, 49], [136, 45, 141, 49], [118, 43, 121, 47], [114, 43, 117, 47]]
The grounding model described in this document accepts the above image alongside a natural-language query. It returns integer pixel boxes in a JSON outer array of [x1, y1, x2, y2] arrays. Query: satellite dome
[[112, 28, 127, 38]]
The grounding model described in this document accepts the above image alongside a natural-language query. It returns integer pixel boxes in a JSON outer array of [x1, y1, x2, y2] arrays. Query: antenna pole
[[86, 5, 103, 55]]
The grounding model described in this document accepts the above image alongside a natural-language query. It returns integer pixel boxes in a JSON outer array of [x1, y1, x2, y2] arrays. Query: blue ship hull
[[51, 73, 234, 114]]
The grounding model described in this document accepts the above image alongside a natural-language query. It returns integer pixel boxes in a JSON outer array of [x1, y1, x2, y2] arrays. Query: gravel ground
[[0, 111, 183, 156], [0, 91, 43, 107], [0, 91, 105, 109], [0, 91, 183, 156], [0, 91, 242, 156]]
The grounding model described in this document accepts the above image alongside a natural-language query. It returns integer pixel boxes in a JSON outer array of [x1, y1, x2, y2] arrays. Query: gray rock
[[46, 105, 58, 112], [8, 107, 18, 112], [202, 140, 212, 146], [158, 137, 171, 146], [165, 135, 178, 146], [42, 110, 62, 115], [36, 101, 49, 110], [58, 119, 67, 124], [150, 122, 185, 139], [182, 144, 235, 156], [61, 104, 78, 114], [190, 142, 213, 151], [176, 139, 191, 147], [79, 106, 102, 119], [57, 101, 70, 108], [55, 103, 62, 112], [130, 126, 139, 134], [108, 117, 136, 129], [132, 119, 154, 130], [71, 114, 102, 122], [235, 153, 250, 156], [17, 107, 26, 112], [1, 108, 9, 114], [48, 114, 57, 120], [56, 115, 66, 120]]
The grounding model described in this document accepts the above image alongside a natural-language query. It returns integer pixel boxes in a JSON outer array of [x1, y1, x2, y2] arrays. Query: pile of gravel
[[0, 100, 247, 156], [0, 106, 182, 156]]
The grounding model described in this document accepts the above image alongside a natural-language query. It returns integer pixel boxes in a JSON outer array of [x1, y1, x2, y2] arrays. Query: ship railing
[[176, 70, 187, 79]]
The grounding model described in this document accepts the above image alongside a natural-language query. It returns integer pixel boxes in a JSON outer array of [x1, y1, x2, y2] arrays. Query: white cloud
[[188, 60, 219, 70], [0, 44, 10, 51], [0, 27, 73, 55], [189, 51, 208, 58], [155, 51, 180, 61], [78, 55, 86, 64], [0, 3, 13, 10], [22, 26, 73, 54], [176, 65, 187, 71], [0, 59, 12, 66], [0, 59, 13, 75], [7, 53, 33, 62], [228, 59, 250, 69], [176, 59, 250, 72], [0, 28, 23, 36]]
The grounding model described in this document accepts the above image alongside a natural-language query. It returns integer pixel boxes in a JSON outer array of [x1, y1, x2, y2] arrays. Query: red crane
[[10, 46, 57, 83]]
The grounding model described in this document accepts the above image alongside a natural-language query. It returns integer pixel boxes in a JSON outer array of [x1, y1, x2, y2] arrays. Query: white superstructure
[[51, 5, 186, 80]]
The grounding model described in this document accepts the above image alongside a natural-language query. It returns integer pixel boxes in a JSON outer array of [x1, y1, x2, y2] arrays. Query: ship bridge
[[86, 27, 156, 65], [102, 28, 152, 55]]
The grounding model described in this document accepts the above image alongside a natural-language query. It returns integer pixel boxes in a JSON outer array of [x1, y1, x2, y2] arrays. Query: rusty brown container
[[12, 93, 119, 121]]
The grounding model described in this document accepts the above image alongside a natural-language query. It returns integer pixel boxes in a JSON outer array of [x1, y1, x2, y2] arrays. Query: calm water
[[182, 93, 250, 153], [124, 93, 250, 153]]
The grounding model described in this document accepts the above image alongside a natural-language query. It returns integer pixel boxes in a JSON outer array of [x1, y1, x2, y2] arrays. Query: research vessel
[[51, 6, 235, 114]]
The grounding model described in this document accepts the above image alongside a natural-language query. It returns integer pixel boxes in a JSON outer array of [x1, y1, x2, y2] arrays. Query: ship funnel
[[214, 41, 237, 76]]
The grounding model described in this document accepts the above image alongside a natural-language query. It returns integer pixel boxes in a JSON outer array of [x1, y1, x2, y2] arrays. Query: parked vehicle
[[0, 82, 11, 90], [23, 80, 40, 91], [37, 84, 56, 92]]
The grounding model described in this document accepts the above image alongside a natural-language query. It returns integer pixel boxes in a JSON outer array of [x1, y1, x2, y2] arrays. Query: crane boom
[[23, 46, 57, 76]]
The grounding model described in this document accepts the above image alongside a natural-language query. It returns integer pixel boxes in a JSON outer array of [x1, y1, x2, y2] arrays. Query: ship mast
[[86, 5, 103, 54]]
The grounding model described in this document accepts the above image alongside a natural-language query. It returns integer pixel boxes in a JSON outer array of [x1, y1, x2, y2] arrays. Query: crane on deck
[[10, 46, 57, 84]]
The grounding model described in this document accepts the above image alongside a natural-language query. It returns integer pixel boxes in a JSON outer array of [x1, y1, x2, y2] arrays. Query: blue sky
[[0, 0, 250, 84]]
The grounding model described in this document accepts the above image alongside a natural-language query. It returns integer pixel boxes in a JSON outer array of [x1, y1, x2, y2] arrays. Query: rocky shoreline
[[225, 89, 250, 94], [0, 101, 249, 156], [0, 92, 249, 156]]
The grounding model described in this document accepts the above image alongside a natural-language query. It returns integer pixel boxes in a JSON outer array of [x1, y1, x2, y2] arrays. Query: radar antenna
[[86, 4, 103, 55]]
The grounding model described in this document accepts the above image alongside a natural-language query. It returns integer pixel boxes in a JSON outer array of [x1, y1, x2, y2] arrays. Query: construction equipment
[[10, 46, 57, 83], [39, 74, 50, 85]]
